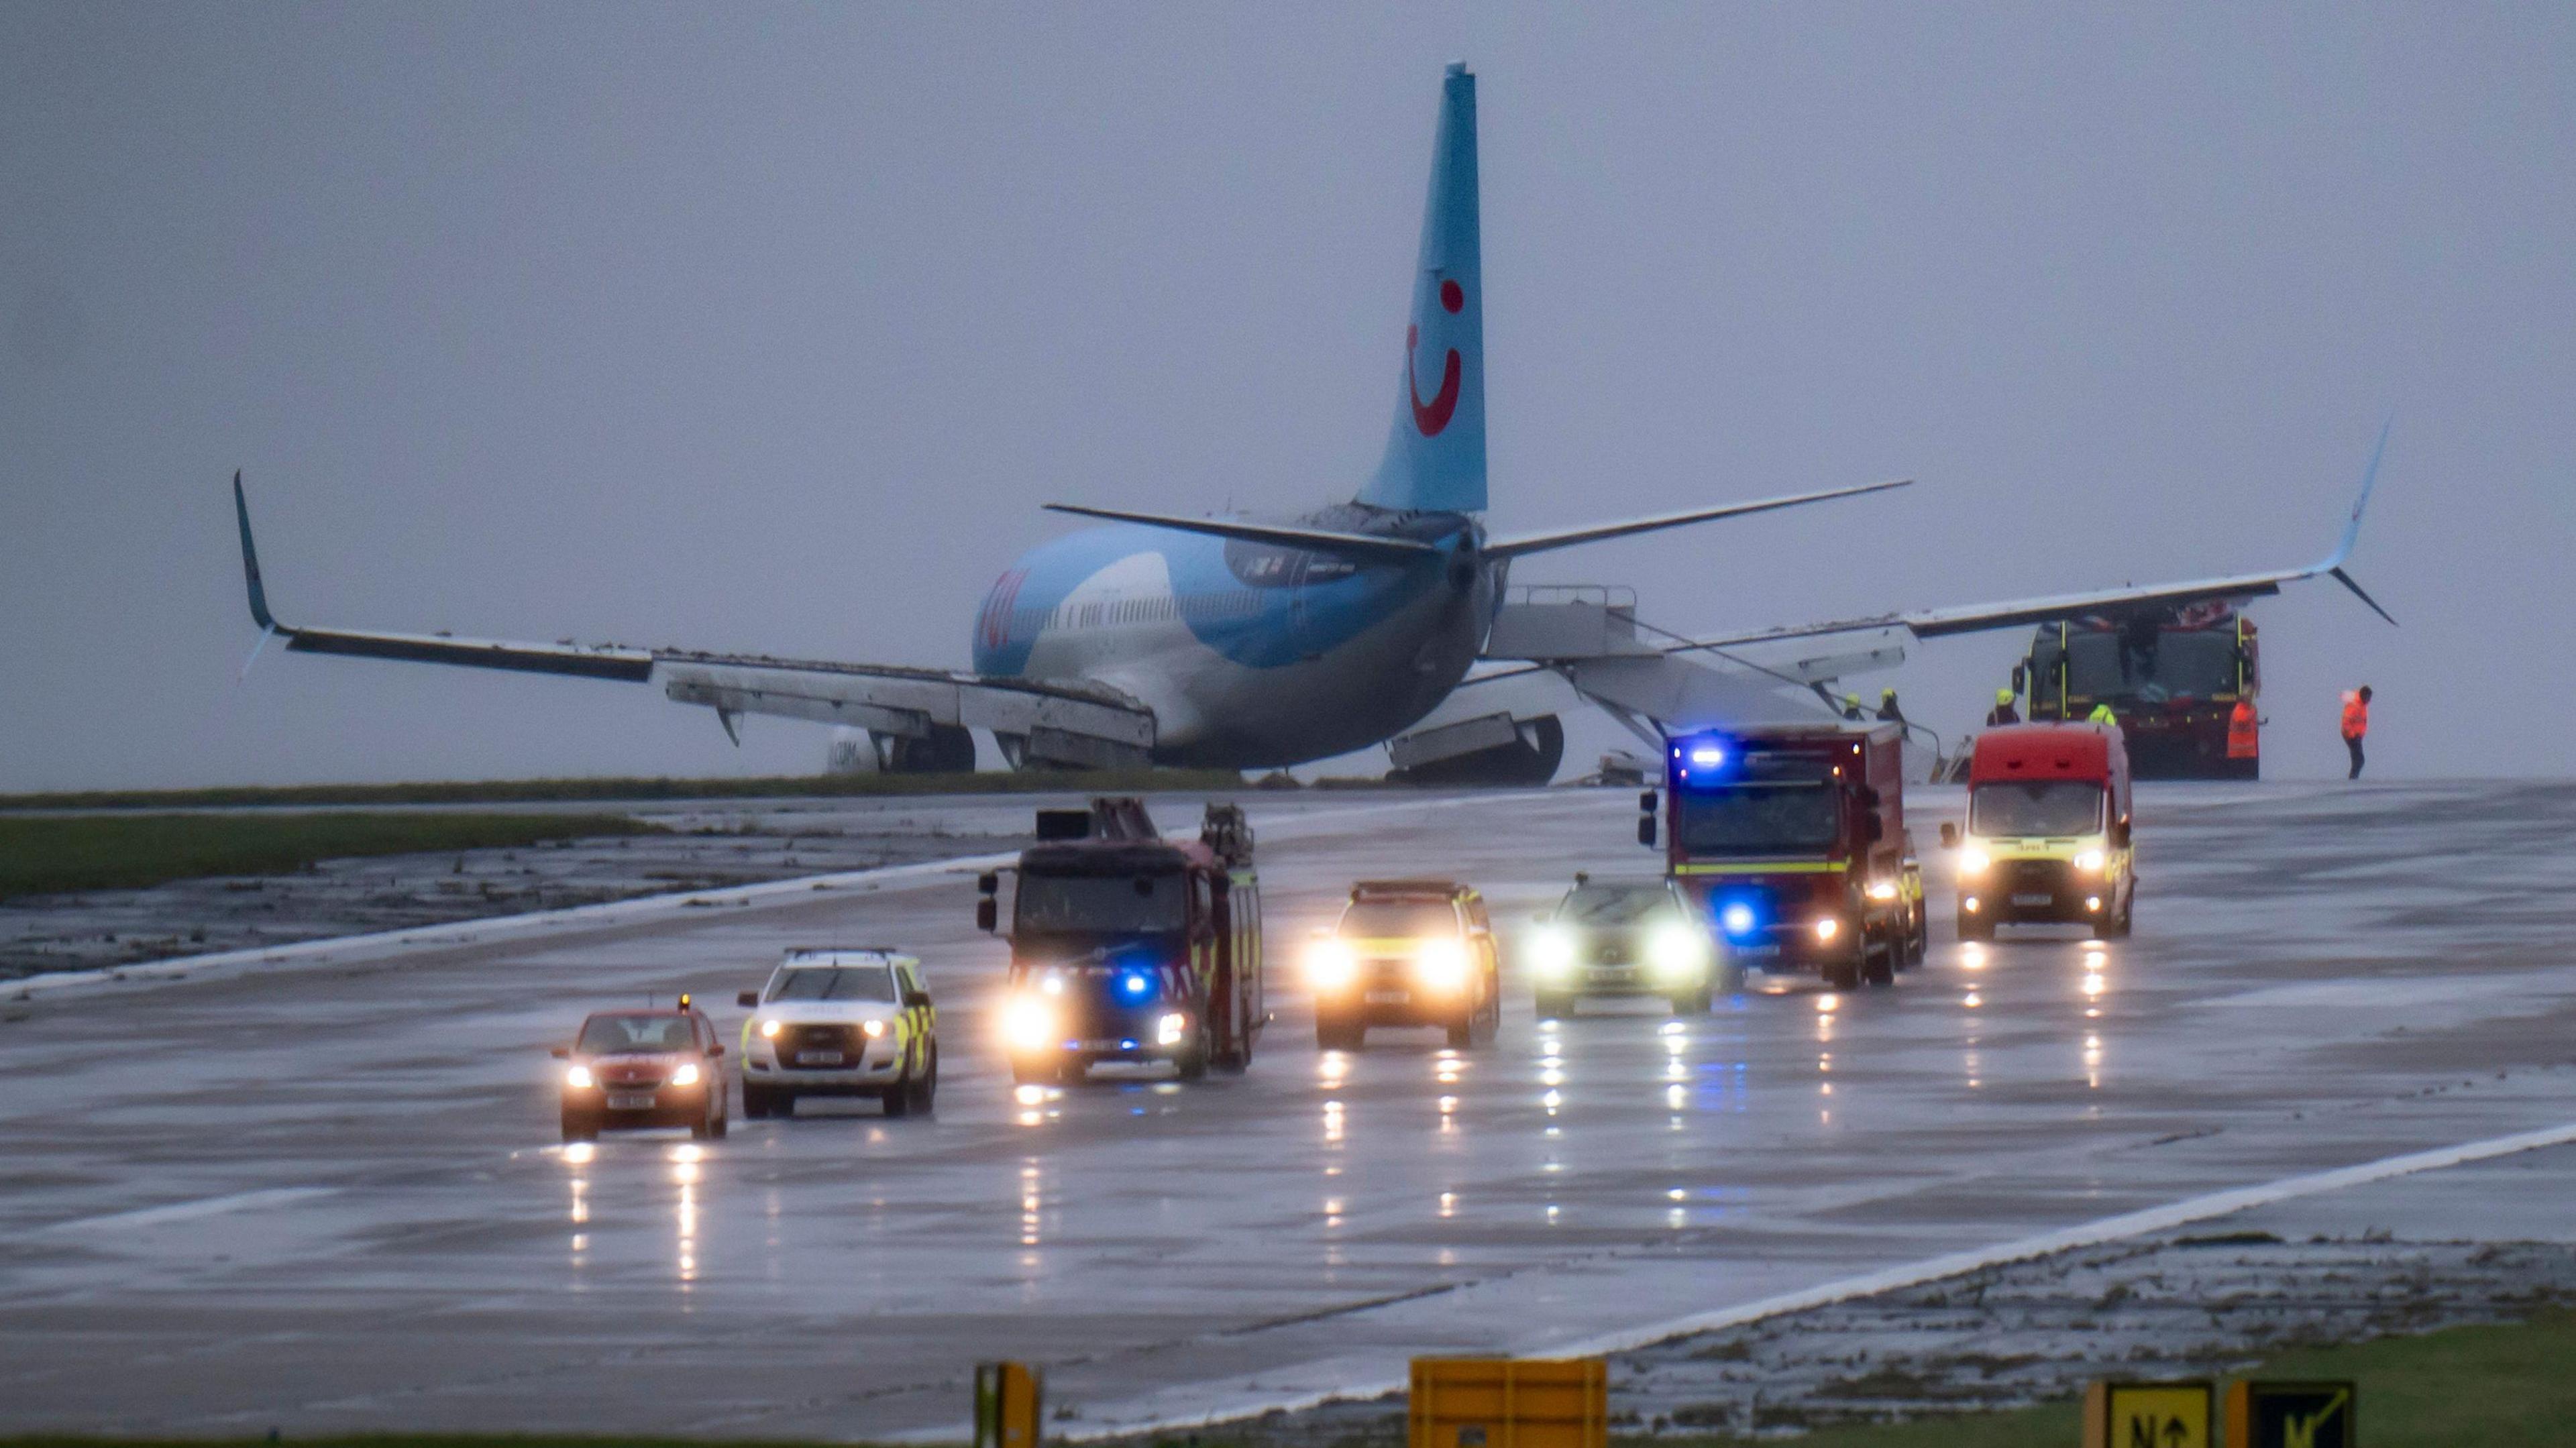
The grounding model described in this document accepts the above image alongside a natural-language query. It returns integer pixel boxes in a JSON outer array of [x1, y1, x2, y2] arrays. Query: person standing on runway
[[2341, 685, 2373, 779]]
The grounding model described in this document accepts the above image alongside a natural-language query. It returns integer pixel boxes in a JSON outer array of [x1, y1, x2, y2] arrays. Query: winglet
[[232, 469, 278, 632], [2321, 417, 2390, 571], [2329, 565, 2398, 626]]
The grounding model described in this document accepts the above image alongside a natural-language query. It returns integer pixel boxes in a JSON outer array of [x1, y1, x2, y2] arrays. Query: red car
[[554, 998, 729, 1141]]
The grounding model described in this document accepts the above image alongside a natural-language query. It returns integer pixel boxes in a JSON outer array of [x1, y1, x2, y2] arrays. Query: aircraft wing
[[232, 476, 1157, 769], [1662, 424, 2398, 656]]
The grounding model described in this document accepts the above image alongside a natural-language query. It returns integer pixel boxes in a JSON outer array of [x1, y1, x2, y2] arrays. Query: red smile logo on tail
[[1406, 280, 1465, 437]]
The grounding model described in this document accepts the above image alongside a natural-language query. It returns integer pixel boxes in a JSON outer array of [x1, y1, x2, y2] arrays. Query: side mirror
[[1862, 816, 1884, 843], [1938, 822, 1958, 849], [735, 989, 759, 1008], [2111, 820, 2132, 848], [904, 990, 932, 1010], [975, 897, 998, 933], [1858, 786, 1883, 809], [708, 1044, 724, 1058], [977, 871, 998, 897], [1638, 790, 1658, 813], [549, 1046, 570, 1059], [1637, 815, 1658, 848], [2010, 663, 2027, 693]]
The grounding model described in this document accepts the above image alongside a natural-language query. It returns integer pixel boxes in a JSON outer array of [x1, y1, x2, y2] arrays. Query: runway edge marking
[[1034, 1118, 2576, 1442], [5, 789, 1558, 1003]]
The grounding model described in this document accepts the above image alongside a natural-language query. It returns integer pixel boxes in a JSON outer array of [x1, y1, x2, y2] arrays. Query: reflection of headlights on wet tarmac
[[2074, 848, 2106, 874], [1648, 924, 1705, 979], [1416, 939, 1471, 991], [1002, 995, 1055, 1050], [1813, 917, 1841, 944], [1960, 847, 1991, 875], [1305, 940, 1357, 991], [669, 1062, 701, 1088], [563, 1064, 594, 1089], [1529, 928, 1576, 975], [1157, 1012, 1187, 1046]]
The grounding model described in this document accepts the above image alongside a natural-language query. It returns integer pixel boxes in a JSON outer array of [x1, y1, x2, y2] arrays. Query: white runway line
[[1053, 1117, 2576, 1439], [40, 1186, 337, 1233], [8, 790, 1548, 1003]]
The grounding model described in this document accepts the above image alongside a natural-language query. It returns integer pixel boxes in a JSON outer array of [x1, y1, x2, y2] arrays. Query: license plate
[[795, 1051, 845, 1066], [2012, 893, 2053, 906], [1733, 944, 1782, 958], [1365, 989, 1410, 1005], [606, 1093, 655, 1110], [1591, 966, 1638, 983]]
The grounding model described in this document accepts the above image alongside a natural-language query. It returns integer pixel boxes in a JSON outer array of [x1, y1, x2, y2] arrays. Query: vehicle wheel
[[1718, 964, 1747, 997], [2112, 894, 2135, 939], [1863, 940, 1896, 988], [1316, 1017, 1364, 1051], [560, 1113, 597, 1143], [1670, 987, 1713, 1015], [1957, 913, 1993, 942], [740, 1083, 772, 1119], [1010, 1058, 1053, 1087], [908, 1048, 938, 1114], [1177, 1024, 1211, 1081], [690, 1113, 714, 1140], [1445, 1015, 1474, 1050], [1216, 1009, 1252, 1073], [708, 1099, 729, 1139], [2090, 911, 2117, 941], [1535, 991, 1575, 1019], [1905, 912, 1929, 967], [1823, 957, 1861, 992]]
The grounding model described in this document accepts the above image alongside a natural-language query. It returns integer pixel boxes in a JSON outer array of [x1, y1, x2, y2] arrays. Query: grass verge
[[0, 769, 1257, 812], [1640, 1308, 2576, 1447], [0, 812, 664, 900]]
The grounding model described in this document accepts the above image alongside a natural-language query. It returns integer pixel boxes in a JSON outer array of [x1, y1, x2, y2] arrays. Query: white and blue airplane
[[229, 63, 2388, 778]]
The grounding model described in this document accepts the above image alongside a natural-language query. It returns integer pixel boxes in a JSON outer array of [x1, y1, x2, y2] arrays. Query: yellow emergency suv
[[1305, 880, 1501, 1050], [734, 948, 938, 1118], [1944, 724, 2136, 940]]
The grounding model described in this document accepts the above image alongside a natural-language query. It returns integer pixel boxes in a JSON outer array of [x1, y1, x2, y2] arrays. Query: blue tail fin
[[1357, 62, 1486, 516]]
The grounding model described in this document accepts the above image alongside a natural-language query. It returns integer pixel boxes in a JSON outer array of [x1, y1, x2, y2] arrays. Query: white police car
[[736, 947, 937, 1119]]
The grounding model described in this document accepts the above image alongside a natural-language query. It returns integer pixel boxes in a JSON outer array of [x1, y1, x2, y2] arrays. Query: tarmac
[[3, 780, 2574, 1439]]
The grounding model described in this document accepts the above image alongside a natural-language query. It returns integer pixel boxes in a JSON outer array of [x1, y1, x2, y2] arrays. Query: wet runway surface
[[4, 781, 2575, 1438]]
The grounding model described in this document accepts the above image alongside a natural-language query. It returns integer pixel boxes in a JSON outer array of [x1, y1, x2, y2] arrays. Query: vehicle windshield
[[1970, 781, 2104, 836], [1015, 871, 1188, 934], [765, 966, 898, 1003], [1676, 783, 1839, 854], [2061, 628, 2238, 702], [1556, 885, 1677, 925], [1340, 899, 1460, 937], [576, 1014, 696, 1054]]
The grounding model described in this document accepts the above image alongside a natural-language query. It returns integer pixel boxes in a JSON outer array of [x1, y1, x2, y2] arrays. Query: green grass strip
[[0, 812, 663, 901], [0, 769, 1260, 812]]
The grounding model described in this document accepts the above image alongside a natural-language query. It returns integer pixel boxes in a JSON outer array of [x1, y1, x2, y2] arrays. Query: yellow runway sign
[[2082, 1380, 2211, 1448], [2226, 1380, 2355, 1448]]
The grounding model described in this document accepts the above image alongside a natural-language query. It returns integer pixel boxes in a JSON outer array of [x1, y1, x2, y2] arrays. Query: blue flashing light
[[1719, 901, 1759, 939], [1118, 970, 1155, 1002], [1119, 1038, 1139, 1051], [1689, 745, 1725, 769]]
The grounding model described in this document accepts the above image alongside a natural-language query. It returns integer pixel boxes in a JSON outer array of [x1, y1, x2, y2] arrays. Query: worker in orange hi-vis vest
[[2226, 698, 2262, 772], [2341, 685, 2373, 780]]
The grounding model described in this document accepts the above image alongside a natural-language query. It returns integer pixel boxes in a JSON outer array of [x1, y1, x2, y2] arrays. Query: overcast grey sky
[[4, 3, 2570, 791]]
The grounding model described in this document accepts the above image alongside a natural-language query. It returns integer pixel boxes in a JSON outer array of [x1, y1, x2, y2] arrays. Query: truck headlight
[[1002, 994, 1055, 1051], [669, 1062, 701, 1088], [1306, 940, 1357, 991], [1648, 924, 1705, 979], [1417, 939, 1471, 992], [563, 1064, 594, 1090], [1529, 927, 1576, 976], [1865, 879, 1898, 901], [1960, 847, 1991, 875], [1813, 917, 1841, 944], [2074, 848, 2106, 874], [1157, 1012, 1187, 1046]]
